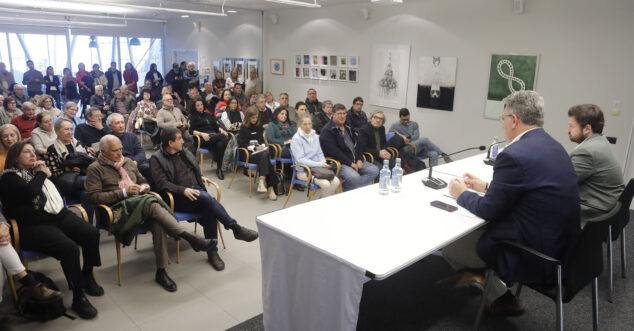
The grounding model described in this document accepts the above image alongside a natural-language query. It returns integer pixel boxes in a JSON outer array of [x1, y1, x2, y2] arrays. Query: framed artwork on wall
[[348, 56, 358, 68], [416, 56, 458, 111], [321, 55, 329, 66], [295, 67, 302, 78], [310, 67, 319, 79], [329, 68, 338, 80], [348, 69, 358, 83], [271, 59, 285, 75], [295, 55, 302, 66], [319, 68, 328, 80], [338, 56, 347, 67], [330, 55, 337, 67], [369, 44, 411, 109], [303, 55, 310, 65], [339, 69, 347, 81], [312, 55, 319, 66], [302, 67, 310, 78], [484, 53, 540, 119]]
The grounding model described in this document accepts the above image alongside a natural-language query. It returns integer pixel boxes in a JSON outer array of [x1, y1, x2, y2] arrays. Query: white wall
[[262, 0, 634, 163], [164, 12, 263, 75]]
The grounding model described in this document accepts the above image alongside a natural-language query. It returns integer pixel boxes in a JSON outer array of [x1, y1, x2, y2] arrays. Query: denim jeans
[[338, 161, 379, 192], [405, 137, 445, 166], [174, 188, 237, 252]]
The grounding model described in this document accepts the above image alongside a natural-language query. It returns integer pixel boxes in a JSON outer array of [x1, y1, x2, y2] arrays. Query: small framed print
[[348, 56, 358, 68], [302, 67, 310, 78], [321, 55, 329, 66], [348, 69, 358, 82], [271, 59, 284, 75], [319, 68, 328, 80], [295, 55, 302, 66], [329, 68, 338, 80], [310, 67, 319, 79], [338, 56, 347, 67], [303, 55, 310, 65], [339, 69, 347, 81], [312, 55, 319, 66], [330, 55, 337, 67], [295, 67, 302, 78]]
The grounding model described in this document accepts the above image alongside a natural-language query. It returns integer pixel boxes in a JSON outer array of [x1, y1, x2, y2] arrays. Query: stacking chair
[[283, 155, 341, 209], [270, 143, 293, 174], [605, 178, 634, 302], [193, 135, 211, 175], [473, 202, 621, 331], [228, 146, 277, 197]]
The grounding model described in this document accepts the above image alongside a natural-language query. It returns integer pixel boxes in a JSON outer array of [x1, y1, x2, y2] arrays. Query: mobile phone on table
[[430, 200, 458, 212]]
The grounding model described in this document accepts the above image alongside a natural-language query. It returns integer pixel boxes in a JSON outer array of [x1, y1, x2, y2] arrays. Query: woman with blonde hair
[[0, 124, 20, 170], [36, 94, 63, 118], [291, 114, 340, 198]]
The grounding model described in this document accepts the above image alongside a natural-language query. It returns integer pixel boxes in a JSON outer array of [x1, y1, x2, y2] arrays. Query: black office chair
[[473, 202, 621, 331], [605, 179, 634, 302]]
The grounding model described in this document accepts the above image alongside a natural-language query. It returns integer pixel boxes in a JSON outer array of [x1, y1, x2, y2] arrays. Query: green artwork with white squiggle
[[487, 54, 538, 101]]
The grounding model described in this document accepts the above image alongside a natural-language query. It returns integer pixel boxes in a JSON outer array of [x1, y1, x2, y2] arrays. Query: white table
[[257, 153, 493, 331]]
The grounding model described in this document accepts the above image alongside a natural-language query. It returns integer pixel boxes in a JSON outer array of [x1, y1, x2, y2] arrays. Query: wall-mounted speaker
[[514, 0, 525, 14]]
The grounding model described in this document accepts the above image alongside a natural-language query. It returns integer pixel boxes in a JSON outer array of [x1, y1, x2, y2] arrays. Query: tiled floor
[[9, 142, 316, 330]]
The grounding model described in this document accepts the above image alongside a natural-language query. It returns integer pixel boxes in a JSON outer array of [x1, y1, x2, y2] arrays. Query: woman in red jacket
[[123, 62, 138, 95]]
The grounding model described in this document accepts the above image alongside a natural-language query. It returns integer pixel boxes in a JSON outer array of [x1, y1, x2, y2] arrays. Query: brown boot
[[21, 283, 64, 303]]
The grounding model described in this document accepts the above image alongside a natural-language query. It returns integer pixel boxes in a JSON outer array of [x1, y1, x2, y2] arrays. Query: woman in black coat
[[0, 141, 102, 319], [188, 97, 228, 179], [44, 66, 61, 107]]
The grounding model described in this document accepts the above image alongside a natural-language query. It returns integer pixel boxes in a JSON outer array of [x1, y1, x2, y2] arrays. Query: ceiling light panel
[[0, 0, 129, 14]]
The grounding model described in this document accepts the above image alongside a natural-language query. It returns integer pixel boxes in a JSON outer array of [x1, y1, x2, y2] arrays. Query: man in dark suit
[[443, 91, 581, 316]]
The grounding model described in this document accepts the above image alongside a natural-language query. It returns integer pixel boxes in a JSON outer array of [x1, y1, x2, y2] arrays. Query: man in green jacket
[[567, 104, 624, 227]]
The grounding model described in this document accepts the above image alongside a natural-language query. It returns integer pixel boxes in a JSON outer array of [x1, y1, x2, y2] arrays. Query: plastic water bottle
[[391, 158, 402, 193], [379, 159, 390, 195], [490, 136, 500, 159]]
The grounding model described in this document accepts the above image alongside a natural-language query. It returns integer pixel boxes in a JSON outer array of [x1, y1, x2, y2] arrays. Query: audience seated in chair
[[74, 107, 110, 154], [89, 85, 111, 118], [567, 104, 625, 228], [10, 101, 36, 140], [0, 141, 102, 319], [442, 91, 581, 317], [150, 128, 259, 271], [157, 93, 191, 141], [291, 115, 340, 198], [30, 112, 57, 155], [188, 97, 229, 179], [389, 107, 450, 166], [0, 124, 20, 171], [319, 103, 378, 192], [0, 210, 64, 308], [358, 110, 396, 169], [345, 96, 367, 135], [218, 97, 244, 133], [128, 89, 160, 149], [255, 94, 273, 129], [237, 106, 279, 200], [107, 113, 148, 173], [85, 135, 215, 293], [266, 106, 295, 159]]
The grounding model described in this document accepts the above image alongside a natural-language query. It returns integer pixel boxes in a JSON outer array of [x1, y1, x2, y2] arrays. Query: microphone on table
[[421, 145, 486, 189], [483, 140, 506, 166]]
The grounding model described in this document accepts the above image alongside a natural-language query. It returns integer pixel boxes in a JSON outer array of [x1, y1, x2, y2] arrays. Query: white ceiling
[[0, 0, 372, 21]]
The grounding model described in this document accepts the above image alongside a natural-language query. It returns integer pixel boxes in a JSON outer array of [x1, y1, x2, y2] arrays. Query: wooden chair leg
[[308, 189, 316, 201], [228, 165, 239, 189], [176, 240, 180, 264], [248, 169, 253, 198], [116, 240, 122, 286], [200, 152, 204, 175], [7, 272, 17, 304], [217, 221, 226, 249], [283, 183, 295, 209]]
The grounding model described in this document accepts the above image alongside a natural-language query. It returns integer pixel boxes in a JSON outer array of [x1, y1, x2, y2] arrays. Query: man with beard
[[567, 104, 624, 227]]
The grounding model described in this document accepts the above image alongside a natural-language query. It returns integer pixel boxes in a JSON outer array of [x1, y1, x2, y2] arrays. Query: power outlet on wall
[[611, 100, 621, 116]]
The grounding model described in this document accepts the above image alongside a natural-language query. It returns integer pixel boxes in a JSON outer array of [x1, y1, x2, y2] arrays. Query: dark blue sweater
[[116, 132, 147, 164]]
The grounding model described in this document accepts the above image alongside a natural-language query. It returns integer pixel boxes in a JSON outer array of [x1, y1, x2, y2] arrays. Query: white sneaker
[[267, 186, 277, 201], [257, 177, 267, 193]]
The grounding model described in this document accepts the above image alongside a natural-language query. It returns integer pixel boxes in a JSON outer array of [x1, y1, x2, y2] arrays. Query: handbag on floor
[[17, 271, 74, 322]]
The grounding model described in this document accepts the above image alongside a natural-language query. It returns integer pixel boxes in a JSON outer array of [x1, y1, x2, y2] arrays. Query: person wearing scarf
[[84, 135, 216, 292], [0, 141, 102, 319]]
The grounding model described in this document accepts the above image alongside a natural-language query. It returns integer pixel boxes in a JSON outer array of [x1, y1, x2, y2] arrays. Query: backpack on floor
[[17, 270, 73, 322], [273, 170, 287, 196]]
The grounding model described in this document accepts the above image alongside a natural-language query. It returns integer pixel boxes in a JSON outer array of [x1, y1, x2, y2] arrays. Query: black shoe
[[207, 251, 225, 271], [216, 167, 225, 180], [72, 294, 98, 319], [155, 269, 177, 292], [180, 231, 217, 252], [486, 291, 525, 317], [83, 272, 104, 297], [233, 225, 259, 242], [294, 185, 305, 192]]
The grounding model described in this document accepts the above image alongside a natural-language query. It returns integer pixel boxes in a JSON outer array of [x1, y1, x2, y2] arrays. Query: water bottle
[[391, 158, 402, 193], [490, 136, 500, 159], [379, 159, 390, 195]]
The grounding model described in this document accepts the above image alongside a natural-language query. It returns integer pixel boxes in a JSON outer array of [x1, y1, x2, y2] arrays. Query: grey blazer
[[570, 133, 624, 226]]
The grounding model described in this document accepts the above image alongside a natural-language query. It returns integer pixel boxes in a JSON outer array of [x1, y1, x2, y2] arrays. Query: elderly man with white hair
[[183, 61, 199, 90], [107, 113, 147, 170], [85, 134, 215, 292], [89, 85, 111, 117]]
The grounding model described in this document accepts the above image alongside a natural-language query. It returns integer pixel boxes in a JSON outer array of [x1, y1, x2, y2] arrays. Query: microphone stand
[[421, 145, 486, 189]]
